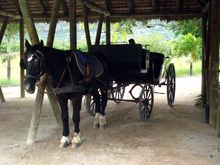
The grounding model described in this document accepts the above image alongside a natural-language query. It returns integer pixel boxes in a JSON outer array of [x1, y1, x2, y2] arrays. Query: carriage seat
[[89, 44, 147, 74]]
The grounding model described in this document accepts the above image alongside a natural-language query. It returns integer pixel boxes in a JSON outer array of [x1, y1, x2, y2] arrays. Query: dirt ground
[[0, 76, 220, 165]]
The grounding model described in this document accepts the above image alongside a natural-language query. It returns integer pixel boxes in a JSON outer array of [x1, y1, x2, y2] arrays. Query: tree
[[173, 33, 202, 76], [0, 23, 19, 80], [169, 19, 201, 37]]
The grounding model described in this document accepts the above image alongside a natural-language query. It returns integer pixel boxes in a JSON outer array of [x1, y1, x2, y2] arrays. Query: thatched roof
[[0, 0, 206, 23]]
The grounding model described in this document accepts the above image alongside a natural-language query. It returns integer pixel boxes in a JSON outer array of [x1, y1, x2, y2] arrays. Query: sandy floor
[[0, 76, 220, 165]]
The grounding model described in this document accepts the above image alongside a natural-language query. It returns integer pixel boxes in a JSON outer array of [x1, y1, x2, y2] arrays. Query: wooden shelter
[[0, 0, 219, 144]]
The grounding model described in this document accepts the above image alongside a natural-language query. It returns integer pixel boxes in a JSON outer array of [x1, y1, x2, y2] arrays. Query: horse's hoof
[[59, 141, 69, 148], [93, 123, 99, 128], [71, 132, 81, 148], [59, 136, 70, 148], [99, 124, 107, 130], [71, 142, 81, 148]]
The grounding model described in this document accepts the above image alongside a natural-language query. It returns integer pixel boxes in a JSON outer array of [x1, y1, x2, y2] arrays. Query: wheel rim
[[167, 64, 176, 107], [139, 85, 154, 121]]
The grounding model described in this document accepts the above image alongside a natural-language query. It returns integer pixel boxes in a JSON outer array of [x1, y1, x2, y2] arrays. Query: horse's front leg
[[71, 94, 82, 148], [57, 96, 70, 148]]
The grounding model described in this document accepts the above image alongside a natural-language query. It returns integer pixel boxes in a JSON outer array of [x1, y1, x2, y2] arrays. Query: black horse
[[20, 40, 109, 148]]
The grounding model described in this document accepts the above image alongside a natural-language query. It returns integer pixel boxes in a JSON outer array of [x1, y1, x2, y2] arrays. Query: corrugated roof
[[0, 0, 205, 22]]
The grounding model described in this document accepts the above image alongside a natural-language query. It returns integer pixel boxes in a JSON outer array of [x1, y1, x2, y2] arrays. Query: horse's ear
[[25, 39, 31, 49], [40, 40, 44, 47]]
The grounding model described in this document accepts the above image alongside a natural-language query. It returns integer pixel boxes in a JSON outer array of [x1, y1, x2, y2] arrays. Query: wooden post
[[106, 16, 110, 45], [83, 6, 91, 48], [95, 14, 103, 45], [46, 0, 62, 126], [47, 0, 60, 47], [20, 18, 25, 98], [19, 0, 46, 145], [18, 0, 39, 44], [201, 12, 208, 122], [0, 17, 8, 43], [0, 17, 8, 102], [69, 0, 77, 50], [0, 87, 5, 102], [207, 0, 220, 129]]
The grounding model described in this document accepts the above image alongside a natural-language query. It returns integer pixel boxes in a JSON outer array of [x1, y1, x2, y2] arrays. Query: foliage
[[168, 19, 201, 37], [172, 33, 202, 62], [0, 23, 19, 62]]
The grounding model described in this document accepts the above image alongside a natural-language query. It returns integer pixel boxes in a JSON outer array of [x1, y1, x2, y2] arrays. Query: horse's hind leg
[[91, 90, 101, 128], [99, 88, 108, 128], [57, 96, 70, 148], [71, 94, 82, 148]]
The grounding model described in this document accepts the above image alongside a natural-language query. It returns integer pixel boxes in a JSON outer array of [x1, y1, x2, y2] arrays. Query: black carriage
[[85, 44, 176, 121]]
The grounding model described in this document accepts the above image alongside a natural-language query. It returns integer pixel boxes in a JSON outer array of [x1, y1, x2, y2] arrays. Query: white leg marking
[[59, 136, 70, 148], [71, 132, 81, 148], [93, 113, 100, 128], [99, 115, 107, 128]]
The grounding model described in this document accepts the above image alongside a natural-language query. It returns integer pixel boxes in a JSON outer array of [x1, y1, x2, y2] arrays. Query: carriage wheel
[[139, 84, 154, 121], [84, 94, 95, 116], [111, 82, 125, 103], [166, 63, 176, 107]]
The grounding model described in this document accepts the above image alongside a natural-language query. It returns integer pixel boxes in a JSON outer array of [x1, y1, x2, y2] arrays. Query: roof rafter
[[36, 0, 46, 14], [176, 0, 181, 12], [12, 0, 21, 13], [61, 0, 68, 15], [79, 0, 110, 16], [127, 0, 134, 13], [152, 0, 158, 11]]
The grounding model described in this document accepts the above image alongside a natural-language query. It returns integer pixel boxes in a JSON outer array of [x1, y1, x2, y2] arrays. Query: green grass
[[171, 57, 201, 77], [0, 55, 202, 86]]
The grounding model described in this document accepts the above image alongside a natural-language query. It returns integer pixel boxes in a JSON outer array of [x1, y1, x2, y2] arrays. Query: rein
[[54, 53, 74, 90]]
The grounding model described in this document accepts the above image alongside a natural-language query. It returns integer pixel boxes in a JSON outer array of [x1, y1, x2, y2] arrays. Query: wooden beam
[[0, 10, 21, 19], [47, 0, 60, 47], [201, 12, 208, 122], [111, 12, 202, 18], [83, 6, 91, 48], [152, 0, 158, 11], [61, 0, 68, 15], [0, 87, 5, 102], [127, 0, 134, 13], [36, 0, 46, 14], [46, 0, 62, 126], [13, 0, 21, 13], [69, 0, 77, 49], [18, 0, 42, 145], [95, 14, 103, 45], [106, 16, 110, 45], [79, 0, 110, 16], [207, 0, 220, 134], [0, 17, 8, 44], [18, 0, 39, 44], [20, 18, 25, 98]]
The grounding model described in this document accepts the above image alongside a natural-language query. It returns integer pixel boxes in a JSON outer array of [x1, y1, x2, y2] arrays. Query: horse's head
[[20, 40, 45, 94]]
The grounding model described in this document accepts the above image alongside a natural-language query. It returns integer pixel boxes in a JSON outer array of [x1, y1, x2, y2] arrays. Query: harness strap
[[24, 74, 40, 80], [54, 52, 75, 91]]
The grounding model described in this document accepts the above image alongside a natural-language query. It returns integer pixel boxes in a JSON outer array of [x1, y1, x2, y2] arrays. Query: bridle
[[24, 49, 45, 81]]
